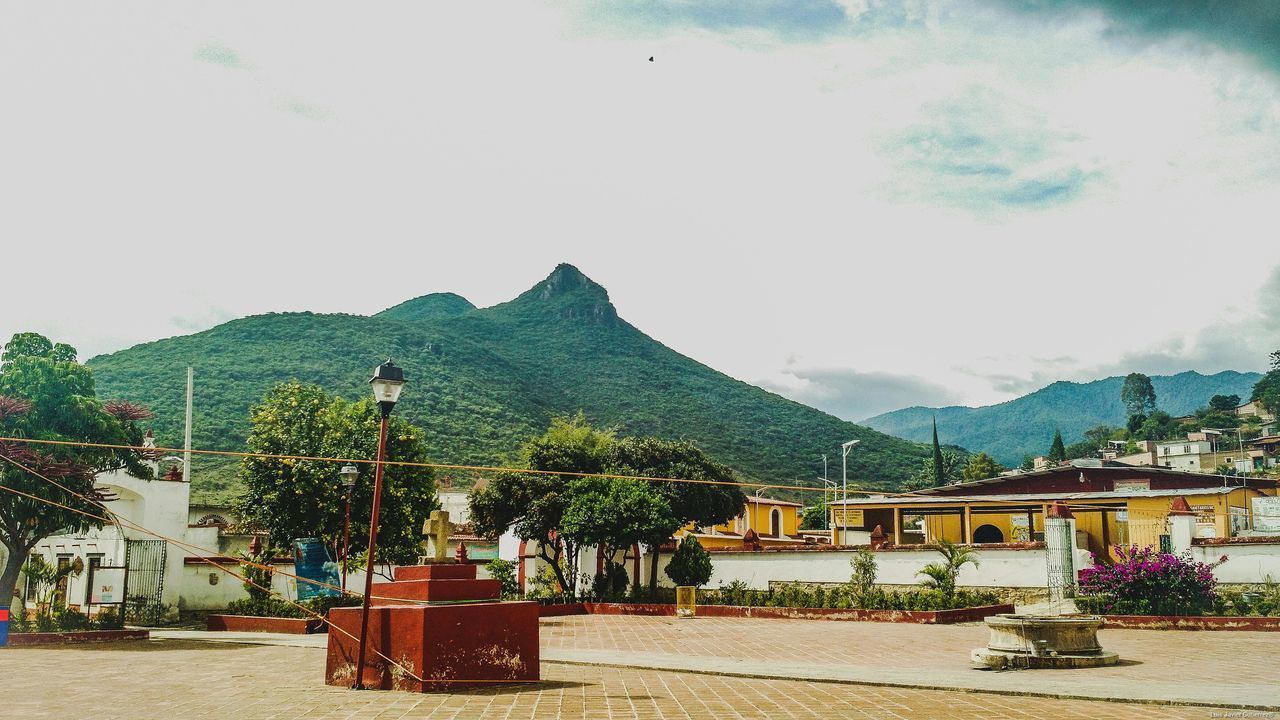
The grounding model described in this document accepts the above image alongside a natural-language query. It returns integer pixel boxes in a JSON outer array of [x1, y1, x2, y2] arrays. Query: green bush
[[665, 536, 713, 588], [710, 581, 999, 611], [486, 558, 520, 599], [850, 549, 877, 595], [223, 593, 357, 618]]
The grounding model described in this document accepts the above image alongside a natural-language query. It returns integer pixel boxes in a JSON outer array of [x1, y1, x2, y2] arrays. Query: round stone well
[[971, 614, 1118, 669]]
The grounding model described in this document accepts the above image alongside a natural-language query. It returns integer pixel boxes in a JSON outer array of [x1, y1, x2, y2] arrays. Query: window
[[1183, 445, 1190, 454], [769, 508, 781, 538]]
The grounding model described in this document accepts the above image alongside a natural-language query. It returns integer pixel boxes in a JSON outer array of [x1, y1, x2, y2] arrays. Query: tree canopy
[[469, 415, 745, 596], [1121, 372, 1158, 419], [961, 452, 1003, 483], [0, 333, 154, 610], [1252, 351, 1280, 416], [235, 381, 438, 567], [1047, 429, 1067, 464]]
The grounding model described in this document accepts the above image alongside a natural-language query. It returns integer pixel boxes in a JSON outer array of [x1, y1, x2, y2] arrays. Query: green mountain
[[89, 264, 936, 504], [862, 370, 1262, 466]]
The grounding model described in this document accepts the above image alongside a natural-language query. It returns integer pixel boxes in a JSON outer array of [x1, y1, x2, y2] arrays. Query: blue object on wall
[[293, 538, 340, 601], [0, 607, 10, 647]]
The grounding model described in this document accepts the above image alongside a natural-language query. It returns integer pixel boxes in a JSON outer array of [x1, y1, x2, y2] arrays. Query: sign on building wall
[[830, 508, 865, 528], [1253, 496, 1280, 534], [1230, 506, 1250, 535], [292, 538, 339, 601], [1010, 514, 1030, 542], [1113, 480, 1150, 492], [90, 567, 126, 604]]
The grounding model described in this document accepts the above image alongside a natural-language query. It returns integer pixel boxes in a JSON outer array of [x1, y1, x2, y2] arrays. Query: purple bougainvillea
[[1077, 546, 1227, 616]]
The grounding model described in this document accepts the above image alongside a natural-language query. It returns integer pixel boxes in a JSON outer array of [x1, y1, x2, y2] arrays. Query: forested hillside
[[90, 265, 936, 503], [863, 370, 1262, 466]]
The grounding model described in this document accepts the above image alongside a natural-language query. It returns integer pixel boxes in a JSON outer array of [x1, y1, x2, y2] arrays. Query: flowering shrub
[[1077, 546, 1226, 616]]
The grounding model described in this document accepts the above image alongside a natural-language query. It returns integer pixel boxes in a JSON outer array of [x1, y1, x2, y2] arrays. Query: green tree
[[1047, 429, 1067, 464], [1082, 425, 1117, 450], [931, 417, 945, 487], [800, 503, 828, 530], [1135, 411, 1180, 441], [0, 333, 154, 611], [1064, 440, 1099, 460], [603, 436, 744, 592], [235, 382, 438, 567], [1209, 394, 1241, 413], [916, 539, 978, 598], [561, 476, 679, 595], [1019, 455, 1036, 472], [904, 449, 964, 490], [1252, 352, 1280, 416], [470, 414, 615, 597], [961, 452, 1003, 483], [665, 535, 713, 588], [1120, 372, 1158, 419]]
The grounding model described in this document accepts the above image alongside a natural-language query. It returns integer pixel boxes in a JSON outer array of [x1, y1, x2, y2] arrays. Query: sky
[[1, 1, 1278, 422]]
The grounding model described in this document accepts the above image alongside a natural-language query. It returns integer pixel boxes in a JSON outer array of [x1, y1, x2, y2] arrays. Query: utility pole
[[840, 440, 860, 544], [822, 454, 828, 530], [183, 366, 193, 484]]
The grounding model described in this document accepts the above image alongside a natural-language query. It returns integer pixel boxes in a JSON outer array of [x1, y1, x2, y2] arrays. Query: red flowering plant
[[1077, 545, 1227, 616]]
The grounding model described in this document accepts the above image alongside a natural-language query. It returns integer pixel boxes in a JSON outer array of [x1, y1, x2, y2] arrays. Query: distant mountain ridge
[[862, 371, 1262, 466], [88, 264, 936, 503]]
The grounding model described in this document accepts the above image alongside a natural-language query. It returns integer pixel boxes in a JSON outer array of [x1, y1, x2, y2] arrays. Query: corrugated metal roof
[[832, 486, 1239, 506]]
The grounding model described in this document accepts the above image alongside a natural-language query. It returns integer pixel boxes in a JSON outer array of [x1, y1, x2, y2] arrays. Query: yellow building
[[679, 496, 805, 549], [831, 463, 1278, 560]]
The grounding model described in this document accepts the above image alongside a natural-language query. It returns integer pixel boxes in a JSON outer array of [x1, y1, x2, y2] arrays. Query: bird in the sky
[[649, 56, 654, 62]]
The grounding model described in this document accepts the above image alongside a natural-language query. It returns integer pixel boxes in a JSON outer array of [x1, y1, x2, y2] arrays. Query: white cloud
[[0, 1, 1276, 413]]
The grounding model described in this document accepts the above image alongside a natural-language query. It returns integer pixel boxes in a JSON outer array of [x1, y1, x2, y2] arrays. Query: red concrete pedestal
[[324, 562, 539, 692]]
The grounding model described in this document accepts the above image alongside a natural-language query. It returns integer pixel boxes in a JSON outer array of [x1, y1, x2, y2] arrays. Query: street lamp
[[354, 360, 405, 690], [838, 440, 860, 544], [339, 464, 359, 593]]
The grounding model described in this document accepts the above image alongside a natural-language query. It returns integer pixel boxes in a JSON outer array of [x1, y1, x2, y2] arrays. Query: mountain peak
[[375, 292, 476, 322], [505, 264, 618, 324]]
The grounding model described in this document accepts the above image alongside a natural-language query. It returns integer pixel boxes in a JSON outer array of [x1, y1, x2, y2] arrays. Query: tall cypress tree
[[1048, 428, 1067, 464], [932, 417, 945, 487]]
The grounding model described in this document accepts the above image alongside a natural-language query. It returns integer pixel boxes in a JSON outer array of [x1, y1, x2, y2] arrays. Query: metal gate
[[124, 539, 167, 625], [1045, 519, 1076, 605]]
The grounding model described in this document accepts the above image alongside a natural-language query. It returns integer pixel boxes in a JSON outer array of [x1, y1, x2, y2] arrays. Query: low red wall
[[570, 602, 1013, 624], [1100, 614, 1280, 631], [538, 603, 588, 617], [206, 615, 325, 634], [5, 629, 150, 646]]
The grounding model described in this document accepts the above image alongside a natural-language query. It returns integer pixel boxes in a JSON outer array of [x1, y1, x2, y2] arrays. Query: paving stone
[[0, 638, 1224, 719]]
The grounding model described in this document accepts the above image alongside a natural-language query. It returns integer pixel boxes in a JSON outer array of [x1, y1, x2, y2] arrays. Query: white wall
[[1195, 543, 1280, 584], [703, 548, 1052, 591]]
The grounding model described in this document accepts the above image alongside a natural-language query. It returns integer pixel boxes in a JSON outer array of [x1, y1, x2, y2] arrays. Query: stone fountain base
[[971, 614, 1119, 670]]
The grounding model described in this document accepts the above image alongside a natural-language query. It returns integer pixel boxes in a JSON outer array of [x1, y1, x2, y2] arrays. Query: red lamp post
[[338, 464, 359, 593], [353, 360, 405, 690]]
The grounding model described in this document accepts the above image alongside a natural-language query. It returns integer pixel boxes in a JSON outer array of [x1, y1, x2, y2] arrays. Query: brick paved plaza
[[3, 617, 1275, 719]]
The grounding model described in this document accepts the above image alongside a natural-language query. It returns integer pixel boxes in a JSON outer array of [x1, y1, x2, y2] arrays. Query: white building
[[1154, 438, 1215, 471], [24, 454, 261, 620]]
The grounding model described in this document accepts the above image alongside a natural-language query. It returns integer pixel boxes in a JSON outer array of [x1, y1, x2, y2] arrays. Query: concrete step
[[370, 578, 501, 603], [393, 564, 477, 581]]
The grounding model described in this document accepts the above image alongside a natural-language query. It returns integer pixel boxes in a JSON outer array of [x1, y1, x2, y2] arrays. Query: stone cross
[[422, 509, 455, 562]]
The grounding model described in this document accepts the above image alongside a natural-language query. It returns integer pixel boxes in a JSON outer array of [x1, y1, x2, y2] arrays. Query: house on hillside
[[1153, 430, 1275, 473], [829, 462, 1279, 562]]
